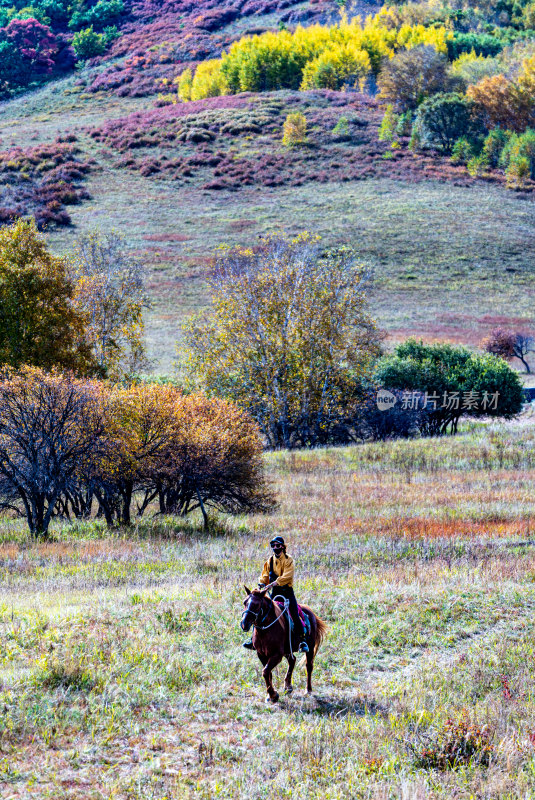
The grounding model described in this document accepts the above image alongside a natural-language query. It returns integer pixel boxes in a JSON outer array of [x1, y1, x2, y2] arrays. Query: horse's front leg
[[262, 654, 282, 703], [284, 653, 296, 694]]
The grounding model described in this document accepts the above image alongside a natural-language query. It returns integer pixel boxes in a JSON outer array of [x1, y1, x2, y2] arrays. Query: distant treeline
[[0, 0, 123, 95]]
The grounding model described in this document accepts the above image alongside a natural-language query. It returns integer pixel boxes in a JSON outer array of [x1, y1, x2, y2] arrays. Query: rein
[[243, 593, 293, 652], [256, 596, 288, 631]]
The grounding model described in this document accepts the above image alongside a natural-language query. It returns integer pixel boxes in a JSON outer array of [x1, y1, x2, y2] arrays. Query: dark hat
[[269, 536, 285, 548]]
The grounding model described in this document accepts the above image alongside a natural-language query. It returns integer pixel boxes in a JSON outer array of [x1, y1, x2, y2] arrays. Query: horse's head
[[241, 585, 269, 631]]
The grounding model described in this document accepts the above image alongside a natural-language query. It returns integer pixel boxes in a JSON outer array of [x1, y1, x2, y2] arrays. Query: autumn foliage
[[183, 234, 383, 449], [0, 218, 95, 374], [0, 220, 147, 380], [180, 12, 451, 100], [0, 18, 75, 96], [0, 370, 273, 538], [466, 74, 535, 133], [0, 140, 92, 229], [481, 328, 535, 372]]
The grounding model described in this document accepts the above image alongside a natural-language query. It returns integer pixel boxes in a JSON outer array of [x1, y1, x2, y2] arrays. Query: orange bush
[[0, 374, 274, 536], [466, 74, 534, 132]]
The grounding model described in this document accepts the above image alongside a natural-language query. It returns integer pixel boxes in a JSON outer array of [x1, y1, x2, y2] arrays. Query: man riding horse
[[243, 536, 309, 653]]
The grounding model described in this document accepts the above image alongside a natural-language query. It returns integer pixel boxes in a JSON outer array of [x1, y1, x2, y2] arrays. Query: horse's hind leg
[[263, 654, 282, 703], [284, 653, 296, 694], [305, 651, 314, 695]]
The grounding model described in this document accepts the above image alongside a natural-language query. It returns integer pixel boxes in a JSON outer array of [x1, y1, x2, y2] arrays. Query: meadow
[[2, 412, 535, 798]]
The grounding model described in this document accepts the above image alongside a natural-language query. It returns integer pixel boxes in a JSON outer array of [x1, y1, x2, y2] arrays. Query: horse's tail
[[313, 614, 327, 655]]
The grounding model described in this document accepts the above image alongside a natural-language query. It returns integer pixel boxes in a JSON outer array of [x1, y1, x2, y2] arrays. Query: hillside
[[0, 0, 534, 369]]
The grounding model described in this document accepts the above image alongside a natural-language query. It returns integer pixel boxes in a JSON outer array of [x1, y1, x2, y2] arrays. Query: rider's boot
[[242, 638, 255, 650], [298, 638, 309, 653]]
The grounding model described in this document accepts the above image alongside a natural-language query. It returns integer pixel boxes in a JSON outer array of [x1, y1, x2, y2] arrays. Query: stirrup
[[298, 640, 309, 653], [242, 639, 254, 650]]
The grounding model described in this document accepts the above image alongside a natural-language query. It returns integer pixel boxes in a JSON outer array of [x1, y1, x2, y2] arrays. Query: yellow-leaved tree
[[156, 393, 275, 526], [181, 234, 384, 449], [176, 11, 452, 101], [89, 383, 274, 528], [0, 219, 96, 374], [93, 382, 181, 526]]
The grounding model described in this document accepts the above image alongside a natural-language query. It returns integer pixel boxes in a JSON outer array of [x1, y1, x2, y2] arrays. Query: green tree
[[182, 235, 383, 449], [375, 339, 524, 435], [69, 0, 123, 30], [482, 128, 511, 167], [0, 40, 24, 94], [447, 32, 503, 60], [331, 116, 351, 141], [102, 25, 119, 46], [466, 152, 488, 176], [378, 105, 400, 143], [72, 26, 106, 59], [415, 93, 477, 153], [396, 110, 413, 137], [451, 136, 474, 164], [500, 129, 535, 187], [0, 219, 95, 373]]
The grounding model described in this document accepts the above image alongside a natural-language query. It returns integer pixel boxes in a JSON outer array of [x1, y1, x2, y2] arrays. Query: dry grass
[[1, 416, 535, 797]]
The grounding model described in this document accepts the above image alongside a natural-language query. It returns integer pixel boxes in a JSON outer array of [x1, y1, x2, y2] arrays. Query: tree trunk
[[32, 494, 48, 540], [94, 490, 114, 528], [519, 355, 531, 373], [196, 485, 209, 530], [121, 481, 133, 526]]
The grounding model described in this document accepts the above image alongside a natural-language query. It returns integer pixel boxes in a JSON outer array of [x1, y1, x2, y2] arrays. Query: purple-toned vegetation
[[0, 18, 75, 96], [0, 141, 93, 228], [88, 90, 502, 192]]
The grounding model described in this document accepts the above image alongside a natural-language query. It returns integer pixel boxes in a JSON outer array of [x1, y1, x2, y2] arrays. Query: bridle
[[242, 592, 289, 632], [241, 593, 269, 629]]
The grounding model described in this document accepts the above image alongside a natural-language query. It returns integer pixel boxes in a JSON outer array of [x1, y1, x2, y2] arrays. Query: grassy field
[[52, 173, 535, 371], [2, 412, 535, 798]]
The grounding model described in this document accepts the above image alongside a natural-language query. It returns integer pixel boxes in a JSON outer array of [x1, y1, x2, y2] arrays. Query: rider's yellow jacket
[[258, 552, 294, 588]]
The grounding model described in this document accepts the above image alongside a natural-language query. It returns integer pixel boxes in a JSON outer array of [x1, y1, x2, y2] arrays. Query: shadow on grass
[[285, 692, 387, 718]]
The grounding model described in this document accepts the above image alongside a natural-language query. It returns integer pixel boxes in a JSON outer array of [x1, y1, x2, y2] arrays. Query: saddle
[[275, 601, 311, 636]]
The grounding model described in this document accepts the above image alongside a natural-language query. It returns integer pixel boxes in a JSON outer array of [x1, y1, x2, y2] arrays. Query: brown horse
[[241, 586, 326, 703]]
